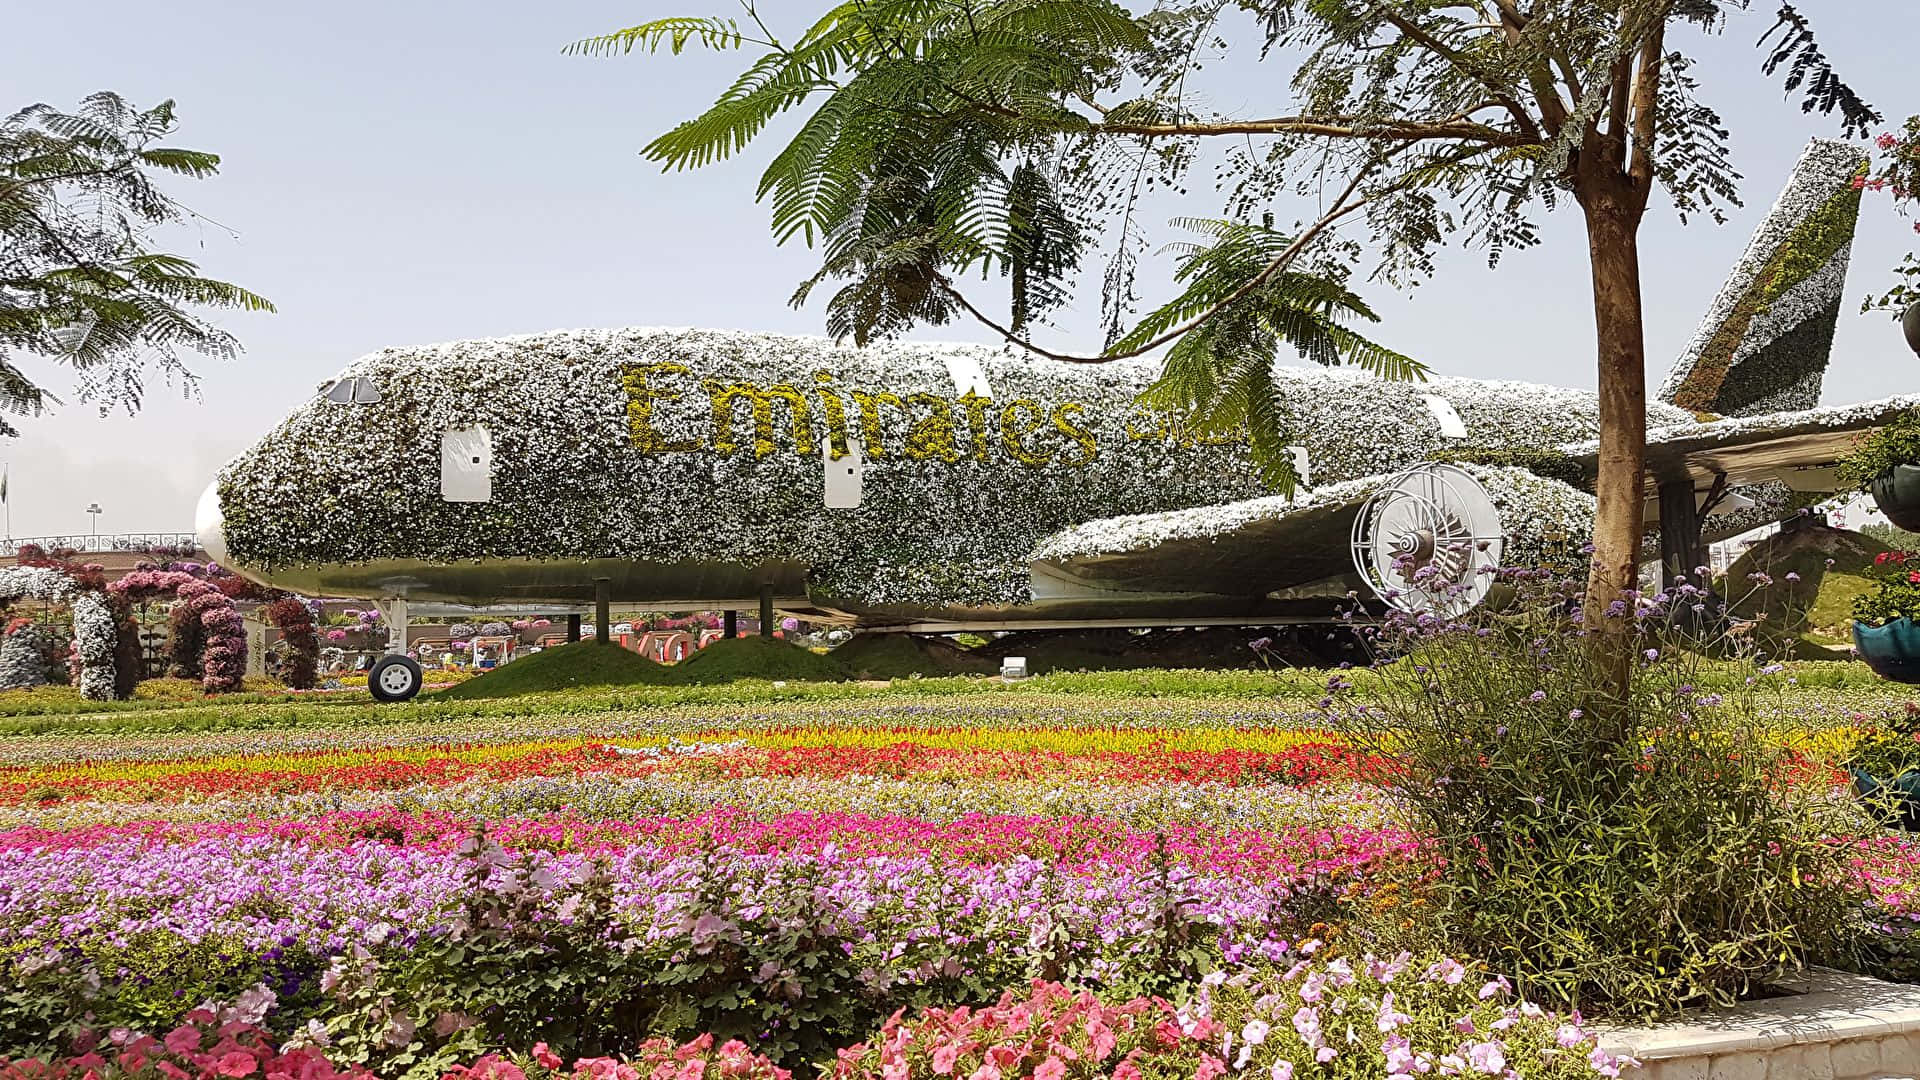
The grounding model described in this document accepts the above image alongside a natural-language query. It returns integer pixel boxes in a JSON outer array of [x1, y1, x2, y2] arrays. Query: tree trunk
[[1580, 191, 1649, 701]]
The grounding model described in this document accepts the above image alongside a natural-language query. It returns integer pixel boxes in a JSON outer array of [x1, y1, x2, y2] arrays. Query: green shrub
[[1837, 408, 1920, 490], [1329, 580, 1868, 1017], [1853, 550, 1920, 626]]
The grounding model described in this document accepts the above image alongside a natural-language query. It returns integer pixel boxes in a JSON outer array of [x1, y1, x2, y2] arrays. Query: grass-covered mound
[[669, 636, 850, 684], [830, 633, 996, 679], [1723, 518, 1887, 656], [432, 642, 676, 699]]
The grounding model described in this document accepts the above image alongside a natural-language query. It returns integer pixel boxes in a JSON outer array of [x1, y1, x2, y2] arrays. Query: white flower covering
[[1563, 393, 1920, 461], [218, 328, 1690, 613], [1032, 465, 1595, 573], [0, 624, 57, 689], [0, 566, 78, 603], [0, 567, 115, 700], [1656, 138, 1866, 415], [70, 592, 117, 701]]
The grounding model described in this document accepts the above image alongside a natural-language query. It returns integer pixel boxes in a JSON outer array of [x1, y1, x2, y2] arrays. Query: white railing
[[2, 533, 201, 557]]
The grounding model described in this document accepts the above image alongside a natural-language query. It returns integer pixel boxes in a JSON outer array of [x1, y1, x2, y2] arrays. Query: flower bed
[[0, 684, 1911, 1078]]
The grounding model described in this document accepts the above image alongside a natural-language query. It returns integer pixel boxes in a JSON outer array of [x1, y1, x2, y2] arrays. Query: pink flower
[[1465, 1042, 1505, 1075], [1033, 1057, 1066, 1080], [1268, 1063, 1293, 1080], [930, 1044, 960, 1076], [466, 1058, 527, 1080], [164, 1027, 202, 1055], [1087, 1018, 1117, 1061], [214, 1052, 259, 1078], [533, 1045, 563, 1070]]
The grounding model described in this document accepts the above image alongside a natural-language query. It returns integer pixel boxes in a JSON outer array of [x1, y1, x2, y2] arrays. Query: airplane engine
[[1349, 464, 1506, 619]]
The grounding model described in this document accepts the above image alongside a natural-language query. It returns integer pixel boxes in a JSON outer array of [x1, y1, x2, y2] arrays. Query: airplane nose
[[194, 478, 229, 565]]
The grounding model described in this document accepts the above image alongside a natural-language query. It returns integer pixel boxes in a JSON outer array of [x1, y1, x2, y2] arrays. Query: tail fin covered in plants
[[1657, 138, 1868, 418]]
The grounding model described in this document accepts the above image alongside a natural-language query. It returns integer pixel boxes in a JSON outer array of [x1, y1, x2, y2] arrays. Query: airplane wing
[[1027, 465, 1593, 604], [1558, 394, 1920, 493]]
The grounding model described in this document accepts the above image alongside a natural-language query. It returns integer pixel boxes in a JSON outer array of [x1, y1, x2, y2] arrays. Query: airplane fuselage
[[202, 327, 1687, 624]]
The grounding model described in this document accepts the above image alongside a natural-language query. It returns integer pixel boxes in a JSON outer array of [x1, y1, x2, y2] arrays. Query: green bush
[[1329, 582, 1869, 1017], [1837, 408, 1920, 490]]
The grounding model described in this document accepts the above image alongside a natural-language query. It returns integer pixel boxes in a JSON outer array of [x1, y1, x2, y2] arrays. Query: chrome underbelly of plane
[[223, 554, 1361, 630]]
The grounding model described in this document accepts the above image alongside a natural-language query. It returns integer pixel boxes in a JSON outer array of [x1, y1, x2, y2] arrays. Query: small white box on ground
[[1000, 656, 1028, 680]]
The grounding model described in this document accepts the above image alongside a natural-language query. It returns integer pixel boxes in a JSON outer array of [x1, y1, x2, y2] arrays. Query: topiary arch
[[0, 566, 116, 700], [108, 569, 247, 693]]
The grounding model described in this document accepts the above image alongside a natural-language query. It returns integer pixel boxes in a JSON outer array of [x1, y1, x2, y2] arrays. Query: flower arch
[[108, 570, 246, 693], [0, 566, 116, 700]]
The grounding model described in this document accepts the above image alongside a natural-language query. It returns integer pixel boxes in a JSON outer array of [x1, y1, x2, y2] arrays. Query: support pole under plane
[[595, 578, 612, 645], [379, 598, 408, 655], [758, 584, 774, 640], [723, 610, 737, 639], [566, 614, 581, 644], [1656, 477, 1707, 590]]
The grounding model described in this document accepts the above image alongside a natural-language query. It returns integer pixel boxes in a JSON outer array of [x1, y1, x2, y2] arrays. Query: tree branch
[[938, 159, 1389, 363], [1489, 0, 1568, 135], [1627, 21, 1664, 192], [1368, 1, 1542, 142], [1093, 115, 1532, 146]]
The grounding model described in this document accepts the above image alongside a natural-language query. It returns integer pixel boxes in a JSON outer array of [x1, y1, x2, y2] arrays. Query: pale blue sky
[[1, 1, 1913, 538]]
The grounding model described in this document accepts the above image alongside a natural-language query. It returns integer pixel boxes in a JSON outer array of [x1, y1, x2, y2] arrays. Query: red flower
[[214, 1053, 259, 1078]]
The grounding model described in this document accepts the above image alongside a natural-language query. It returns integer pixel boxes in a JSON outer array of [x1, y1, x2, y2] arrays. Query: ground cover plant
[[0, 644, 1917, 1080]]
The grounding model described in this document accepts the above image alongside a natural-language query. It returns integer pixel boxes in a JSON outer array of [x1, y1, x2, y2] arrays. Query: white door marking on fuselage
[[441, 427, 493, 503], [943, 355, 992, 399], [1421, 394, 1469, 439], [825, 437, 864, 509]]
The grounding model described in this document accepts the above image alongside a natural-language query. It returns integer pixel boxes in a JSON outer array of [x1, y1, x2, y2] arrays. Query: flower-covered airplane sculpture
[[199, 140, 1912, 699]]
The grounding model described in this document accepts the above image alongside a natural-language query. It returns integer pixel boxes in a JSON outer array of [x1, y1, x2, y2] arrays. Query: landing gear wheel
[[369, 654, 424, 703]]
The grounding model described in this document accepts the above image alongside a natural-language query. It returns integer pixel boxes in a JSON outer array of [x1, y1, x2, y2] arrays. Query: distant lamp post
[[86, 502, 102, 542]]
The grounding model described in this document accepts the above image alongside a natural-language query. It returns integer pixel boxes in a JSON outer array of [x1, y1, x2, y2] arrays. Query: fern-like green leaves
[[0, 91, 273, 430], [582, 1, 1140, 347], [565, 17, 748, 58], [1118, 219, 1425, 492]]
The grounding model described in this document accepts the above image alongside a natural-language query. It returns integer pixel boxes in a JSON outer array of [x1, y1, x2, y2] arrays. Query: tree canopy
[[580, 1, 1871, 494], [0, 91, 271, 436]]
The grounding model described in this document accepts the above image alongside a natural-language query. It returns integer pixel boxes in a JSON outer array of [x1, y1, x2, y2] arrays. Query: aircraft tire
[[369, 655, 424, 703]]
